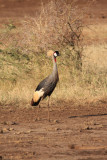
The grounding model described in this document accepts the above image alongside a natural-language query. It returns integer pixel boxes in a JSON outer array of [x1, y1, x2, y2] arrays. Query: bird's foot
[[48, 118, 51, 122], [35, 117, 40, 121]]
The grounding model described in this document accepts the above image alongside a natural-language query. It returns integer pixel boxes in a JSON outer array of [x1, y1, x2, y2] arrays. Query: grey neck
[[52, 55, 58, 75]]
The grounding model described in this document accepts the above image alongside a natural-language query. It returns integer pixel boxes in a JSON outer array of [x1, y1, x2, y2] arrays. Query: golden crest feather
[[47, 50, 54, 57]]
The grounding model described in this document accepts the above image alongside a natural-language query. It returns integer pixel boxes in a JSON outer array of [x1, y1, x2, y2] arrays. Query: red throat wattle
[[54, 57, 56, 62]]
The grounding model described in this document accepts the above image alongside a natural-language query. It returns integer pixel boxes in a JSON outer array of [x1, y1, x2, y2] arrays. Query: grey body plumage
[[31, 51, 60, 107]]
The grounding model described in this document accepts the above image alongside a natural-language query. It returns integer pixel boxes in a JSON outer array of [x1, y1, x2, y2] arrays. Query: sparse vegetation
[[0, 0, 107, 106]]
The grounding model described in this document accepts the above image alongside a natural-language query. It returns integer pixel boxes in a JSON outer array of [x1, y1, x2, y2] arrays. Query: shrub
[[22, 0, 83, 71]]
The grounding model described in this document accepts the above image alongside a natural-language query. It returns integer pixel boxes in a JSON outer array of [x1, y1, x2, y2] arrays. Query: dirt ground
[[0, 102, 107, 160], [0, 0, 107, 160], [0, 0, 107, 23]]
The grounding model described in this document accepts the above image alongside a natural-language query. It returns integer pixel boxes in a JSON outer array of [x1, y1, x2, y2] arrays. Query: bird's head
[[47, 50, 60, 62], [47, 50, 60, 60], [53, 51, 60, 58]]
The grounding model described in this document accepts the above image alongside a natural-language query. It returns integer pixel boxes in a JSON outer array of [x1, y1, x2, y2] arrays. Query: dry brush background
[[0, 0, 107, 106]]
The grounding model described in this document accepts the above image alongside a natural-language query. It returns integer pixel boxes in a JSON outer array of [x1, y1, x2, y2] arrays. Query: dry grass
[[0, 42, 107, 106], [0, 0, 107, 106], [83, 43, 107, 70], [83, 24, 107, 44]]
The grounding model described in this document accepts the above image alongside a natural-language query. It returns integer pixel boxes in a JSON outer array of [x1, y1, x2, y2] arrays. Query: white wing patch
[[38, 88, 44, 97], [33, 88, 44, 102]]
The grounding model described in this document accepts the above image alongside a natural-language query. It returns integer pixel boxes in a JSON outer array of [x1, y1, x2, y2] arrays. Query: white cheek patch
[[54, 52, 57, 57]]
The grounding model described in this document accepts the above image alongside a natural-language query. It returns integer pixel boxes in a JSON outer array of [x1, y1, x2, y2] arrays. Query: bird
[[31, 50, 60, 121]]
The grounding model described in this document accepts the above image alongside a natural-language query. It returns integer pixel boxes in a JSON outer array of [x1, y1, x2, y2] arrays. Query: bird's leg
[[48, 96, 50, 122], [35, 106, 40, 121]]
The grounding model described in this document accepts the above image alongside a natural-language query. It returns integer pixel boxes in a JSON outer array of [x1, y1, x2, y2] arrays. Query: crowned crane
[[31, 50, 60, 121]]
